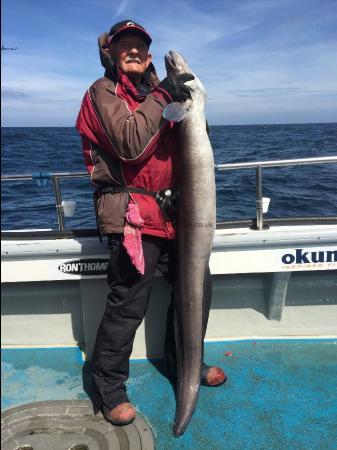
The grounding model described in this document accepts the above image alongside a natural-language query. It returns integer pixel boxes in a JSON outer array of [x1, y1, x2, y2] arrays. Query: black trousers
[[92, 234, 212, 412]]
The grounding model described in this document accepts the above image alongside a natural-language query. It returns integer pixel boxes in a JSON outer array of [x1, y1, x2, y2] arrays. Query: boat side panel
[[1, 281, 84, 347], [2, 272, 336, 358]]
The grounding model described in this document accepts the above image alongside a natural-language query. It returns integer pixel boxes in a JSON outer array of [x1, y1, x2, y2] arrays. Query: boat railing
[[215, 155, 337, 230], [2, 155, 337, 232], [1, 171, 88, 231]]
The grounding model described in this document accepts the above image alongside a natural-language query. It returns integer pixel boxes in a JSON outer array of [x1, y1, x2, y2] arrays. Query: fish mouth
[[164, 51, 177, 73], [165, 50, 191, 76]]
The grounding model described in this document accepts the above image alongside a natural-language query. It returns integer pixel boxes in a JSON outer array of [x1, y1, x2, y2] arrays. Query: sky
[[1, 0, 337, 126]]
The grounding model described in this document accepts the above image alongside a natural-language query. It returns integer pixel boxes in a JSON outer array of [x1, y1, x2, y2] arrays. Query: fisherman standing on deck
[[76, 20, 226, 426]]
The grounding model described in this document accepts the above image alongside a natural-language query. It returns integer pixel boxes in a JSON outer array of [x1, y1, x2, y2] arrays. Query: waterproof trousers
[[92, 233, 212, 413]]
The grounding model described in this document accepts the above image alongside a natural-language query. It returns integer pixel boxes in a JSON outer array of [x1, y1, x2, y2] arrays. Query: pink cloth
[[123, 202, 145, 275]]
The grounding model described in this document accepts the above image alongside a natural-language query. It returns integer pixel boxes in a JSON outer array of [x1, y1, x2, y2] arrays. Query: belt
[[97, 185, 179, 221], [98, 186, 157, 197]]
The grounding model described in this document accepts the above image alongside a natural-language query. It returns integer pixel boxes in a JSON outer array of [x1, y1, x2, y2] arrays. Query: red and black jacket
[[76, 32, 179, 238]]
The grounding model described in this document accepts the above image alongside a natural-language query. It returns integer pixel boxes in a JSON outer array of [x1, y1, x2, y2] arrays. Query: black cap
[[107, 20, 152, 47]]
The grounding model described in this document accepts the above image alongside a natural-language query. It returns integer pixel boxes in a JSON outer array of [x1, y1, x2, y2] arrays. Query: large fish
[[163, 51, 216, 436]]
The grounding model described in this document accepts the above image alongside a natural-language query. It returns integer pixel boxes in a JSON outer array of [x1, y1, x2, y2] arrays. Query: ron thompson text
[[59, 261, 109, 273]]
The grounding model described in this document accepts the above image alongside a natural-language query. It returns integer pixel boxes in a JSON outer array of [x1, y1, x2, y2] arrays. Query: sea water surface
[[1, 123, 337, 230]]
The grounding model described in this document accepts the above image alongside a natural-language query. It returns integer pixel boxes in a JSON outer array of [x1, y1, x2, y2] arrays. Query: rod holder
[[251, 166, 269, 230]]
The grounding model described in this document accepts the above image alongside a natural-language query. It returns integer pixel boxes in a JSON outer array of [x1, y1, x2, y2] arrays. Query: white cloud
[[116, 0, 128, 16], [1, 53, 90, 126], [2, 0, 337, 125]]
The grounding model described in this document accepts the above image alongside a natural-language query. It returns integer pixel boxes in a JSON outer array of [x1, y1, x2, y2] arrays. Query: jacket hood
[[98, 32, 160, 89]]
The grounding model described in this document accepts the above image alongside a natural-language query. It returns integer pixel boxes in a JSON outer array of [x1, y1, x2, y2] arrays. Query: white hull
[[2, 224, 337, 359]]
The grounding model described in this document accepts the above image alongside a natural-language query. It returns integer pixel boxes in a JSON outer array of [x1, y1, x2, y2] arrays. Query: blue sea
[[1, 123, 337, 230]]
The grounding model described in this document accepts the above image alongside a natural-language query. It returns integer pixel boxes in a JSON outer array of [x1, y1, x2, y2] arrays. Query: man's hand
[[159, 73, 195, 102]]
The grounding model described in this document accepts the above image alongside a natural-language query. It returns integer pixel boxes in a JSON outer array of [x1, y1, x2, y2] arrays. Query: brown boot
[[201, 364, 227, 387], [104, 402, 136, 426]]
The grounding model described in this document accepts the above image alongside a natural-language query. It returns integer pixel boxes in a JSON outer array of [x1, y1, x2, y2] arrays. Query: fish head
[[162, 51, 207, 121], [164, 50, 206, 101], [165, 50, 193, 76]]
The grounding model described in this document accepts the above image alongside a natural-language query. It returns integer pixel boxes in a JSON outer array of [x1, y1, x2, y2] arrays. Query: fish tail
[[173, 380, 201, 436]]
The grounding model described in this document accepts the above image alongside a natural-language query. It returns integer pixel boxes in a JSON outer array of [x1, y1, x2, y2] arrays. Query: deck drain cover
[[1, 400, 155, 450]]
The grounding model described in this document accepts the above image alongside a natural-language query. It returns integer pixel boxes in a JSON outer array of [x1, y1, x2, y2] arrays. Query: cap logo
[[126, 21, 135, 27]]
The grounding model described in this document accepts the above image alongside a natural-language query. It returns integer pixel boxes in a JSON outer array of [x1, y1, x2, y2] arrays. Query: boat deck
[[2, 339, 337, 449]]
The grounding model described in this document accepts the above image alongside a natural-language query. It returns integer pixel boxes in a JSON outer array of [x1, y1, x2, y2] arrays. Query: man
[[76, 20, 226, 426]]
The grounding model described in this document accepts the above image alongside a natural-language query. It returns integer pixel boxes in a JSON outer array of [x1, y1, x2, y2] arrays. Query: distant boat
[[1, 45, 18, 50]]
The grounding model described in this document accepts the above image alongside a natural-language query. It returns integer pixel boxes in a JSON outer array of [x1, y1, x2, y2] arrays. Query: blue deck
[[2, 340, 337, 449]]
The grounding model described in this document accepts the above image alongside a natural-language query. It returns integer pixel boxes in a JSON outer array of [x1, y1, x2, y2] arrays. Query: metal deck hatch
[[1, 400, 155, 450]]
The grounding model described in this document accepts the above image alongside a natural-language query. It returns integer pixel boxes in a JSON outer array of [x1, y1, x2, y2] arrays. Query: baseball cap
[[107, 20, 152, 47]]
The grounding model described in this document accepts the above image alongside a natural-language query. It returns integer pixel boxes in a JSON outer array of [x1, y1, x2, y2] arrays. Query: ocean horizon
[[2, 121, 337, 128]]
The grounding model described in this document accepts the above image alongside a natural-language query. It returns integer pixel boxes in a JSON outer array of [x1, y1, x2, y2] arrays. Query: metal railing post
[[51, 176, 65, 231], [256, 166, 263, 230]]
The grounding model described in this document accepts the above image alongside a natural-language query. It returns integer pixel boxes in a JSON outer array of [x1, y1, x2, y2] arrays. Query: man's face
[[109, 32, 152, 81]]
